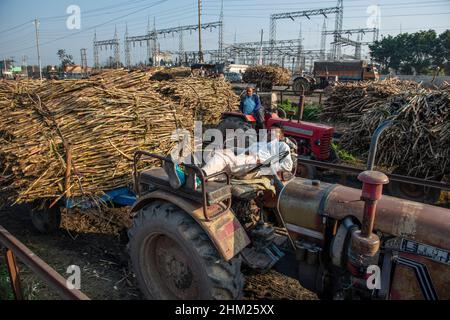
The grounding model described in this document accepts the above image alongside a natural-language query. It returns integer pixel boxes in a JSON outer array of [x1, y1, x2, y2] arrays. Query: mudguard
[[130, 190, 250, 261], [221, 111, 256, 123]]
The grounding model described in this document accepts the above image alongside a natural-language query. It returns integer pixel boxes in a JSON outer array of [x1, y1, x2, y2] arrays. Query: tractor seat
[[139, 168, 231, 206]]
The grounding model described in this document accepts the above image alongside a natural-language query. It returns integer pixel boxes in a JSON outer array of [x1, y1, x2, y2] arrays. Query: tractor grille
[[320, 133, 332, 159]]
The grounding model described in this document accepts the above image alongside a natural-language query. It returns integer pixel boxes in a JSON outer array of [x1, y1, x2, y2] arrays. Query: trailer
[[293, 60, 379, 94]]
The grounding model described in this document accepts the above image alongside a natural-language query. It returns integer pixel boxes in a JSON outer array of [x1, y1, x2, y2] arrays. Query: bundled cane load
[[150, 67, 192, 81], [0, 70, 238, 204], [320, 78, 421, 122], [243, 65, 291, 90], [322, 79, 450, 179]]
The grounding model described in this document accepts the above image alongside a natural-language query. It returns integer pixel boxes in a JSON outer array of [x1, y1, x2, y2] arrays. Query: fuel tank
[[278, 177, 450, 251]]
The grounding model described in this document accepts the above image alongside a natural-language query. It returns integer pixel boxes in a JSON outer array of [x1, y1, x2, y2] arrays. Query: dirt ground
[[0, 204, 317, 300]]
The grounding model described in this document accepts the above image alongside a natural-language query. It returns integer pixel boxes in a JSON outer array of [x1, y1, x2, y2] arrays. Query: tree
[[433, 30, 450, 74], [369, 30, 450, 75], [57, 49, 74, 70], [407, 30, 437, 74]]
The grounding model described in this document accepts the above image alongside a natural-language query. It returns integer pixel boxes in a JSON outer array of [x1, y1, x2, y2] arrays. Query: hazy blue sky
[[1, 0, 449, 66]]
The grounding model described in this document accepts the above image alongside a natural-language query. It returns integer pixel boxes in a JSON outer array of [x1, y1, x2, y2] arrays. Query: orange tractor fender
[[221, 111, 256, 123], [129, 190, 250, 262]]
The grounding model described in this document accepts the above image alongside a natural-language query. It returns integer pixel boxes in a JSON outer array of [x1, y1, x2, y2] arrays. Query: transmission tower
[[124, 25, 131, 67], [93, 28, 121, 69], [355, 33, 362, 59], [269, 5, 340, 64], [320, 19, 327, 60], [331, 0, 344, 60], [178, 26, 184, 65], [295, 23, 303, 72], [152, 18, 159, 66], [80, 48, 87, 74], [93, 31, 99, 69], [218, 0, 224, 62], [113, 26, 120, 68], [146, 18, 151, 65], [126, 20, 222, 65], [324, 26, 378, 59]]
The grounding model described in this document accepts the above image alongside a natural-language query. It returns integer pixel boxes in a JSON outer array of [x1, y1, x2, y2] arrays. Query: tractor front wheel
[[128, 200, 244, 300]]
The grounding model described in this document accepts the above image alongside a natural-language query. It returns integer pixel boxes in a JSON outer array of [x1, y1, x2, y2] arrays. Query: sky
[[0, 0, 449, 67]]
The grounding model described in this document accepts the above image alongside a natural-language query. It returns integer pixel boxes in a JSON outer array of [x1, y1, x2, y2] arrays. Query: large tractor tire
[[386, 180, 441, 204], [385, 169, 442, 204], [292, 77, 311, 95], [217, 116, 252, 136], [217, 116, 254, 149], [128, 200, 244, 300]]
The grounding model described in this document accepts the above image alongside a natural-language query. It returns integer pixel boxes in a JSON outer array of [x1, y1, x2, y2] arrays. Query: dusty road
[[0, 204, 316, 300]]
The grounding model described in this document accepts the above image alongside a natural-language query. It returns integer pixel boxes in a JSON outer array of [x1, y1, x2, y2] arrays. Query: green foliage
[[0, 263, 14, 300], [277, 100, 323, 121], [332, 143, 357, 163], [369, 29, 450, 75], [57, 49, 74, 70]]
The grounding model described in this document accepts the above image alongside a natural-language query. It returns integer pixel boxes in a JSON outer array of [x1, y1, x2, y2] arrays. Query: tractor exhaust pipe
[[350, 171, 389, 261]]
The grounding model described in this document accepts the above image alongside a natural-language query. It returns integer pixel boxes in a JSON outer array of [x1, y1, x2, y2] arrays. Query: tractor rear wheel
[[297, 163, 317, 179], [386, 180, 441, 204], [217, 116, 254, 149], [385, 169, 442, 204], [217, 116, 252, 136], [128, 200, 244, 300], [293, 77, 311, 95]]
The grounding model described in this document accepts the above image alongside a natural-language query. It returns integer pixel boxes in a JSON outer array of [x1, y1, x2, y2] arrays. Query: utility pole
[[218, 0, 224, 62], [258, 29, 264, 65], [80, 48, 87, 75], [33, 18, 42, 80], [197, 0, 203, 63], [22, 55, 28, 77]]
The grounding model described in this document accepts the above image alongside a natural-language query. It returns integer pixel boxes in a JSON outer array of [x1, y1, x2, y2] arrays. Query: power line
[[0, 0, 168, 56], [0, 20, 33, 34], [202, 11, 450, 19]]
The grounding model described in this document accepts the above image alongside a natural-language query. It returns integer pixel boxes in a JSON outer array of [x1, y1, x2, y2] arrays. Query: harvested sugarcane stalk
[[0, 70, 238, 205], [322, 79, 450, 179], [243, 65, 291, 90]]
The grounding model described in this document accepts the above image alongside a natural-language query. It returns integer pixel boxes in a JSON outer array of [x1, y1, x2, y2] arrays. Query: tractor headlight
[[315, 139, 321, 146]]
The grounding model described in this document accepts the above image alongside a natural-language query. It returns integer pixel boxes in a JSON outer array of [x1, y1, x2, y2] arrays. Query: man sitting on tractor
[[240, 86, 265, 130], [164, 124, 293, 190]]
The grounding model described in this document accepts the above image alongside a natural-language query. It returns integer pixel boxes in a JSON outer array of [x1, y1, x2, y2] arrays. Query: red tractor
[[217, 105, 336, 179], [217, 106, 448, 203]]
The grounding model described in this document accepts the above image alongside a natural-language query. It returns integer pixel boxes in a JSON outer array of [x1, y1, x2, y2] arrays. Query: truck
[[293, 60, 379, 94]]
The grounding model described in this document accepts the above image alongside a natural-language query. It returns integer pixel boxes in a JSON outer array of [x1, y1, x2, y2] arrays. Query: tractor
[[127, 143, 450, 300], [216, 101, 447, 204]]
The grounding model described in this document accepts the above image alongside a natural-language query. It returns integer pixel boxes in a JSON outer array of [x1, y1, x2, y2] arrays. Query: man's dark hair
[[271, 123, 284, 131]]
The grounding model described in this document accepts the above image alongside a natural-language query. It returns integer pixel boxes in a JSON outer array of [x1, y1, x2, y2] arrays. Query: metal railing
[[0, 224, 89, 300]]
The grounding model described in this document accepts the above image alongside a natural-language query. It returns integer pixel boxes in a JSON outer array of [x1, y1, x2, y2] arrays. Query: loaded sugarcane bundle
[[243, 65, 291, 90], [0, 71, 238, 204], [153, 77, 239, 124], [150, 67, 192, 81], [338, 84, 450, 179], [321, 79, 421, 122]]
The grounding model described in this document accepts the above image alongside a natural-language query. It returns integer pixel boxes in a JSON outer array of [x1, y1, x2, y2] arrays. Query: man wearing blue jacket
[[240, 86, 265, 129]]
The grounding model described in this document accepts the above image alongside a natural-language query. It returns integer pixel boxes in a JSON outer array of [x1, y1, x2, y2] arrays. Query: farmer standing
[[240, 86, 264, 129]]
